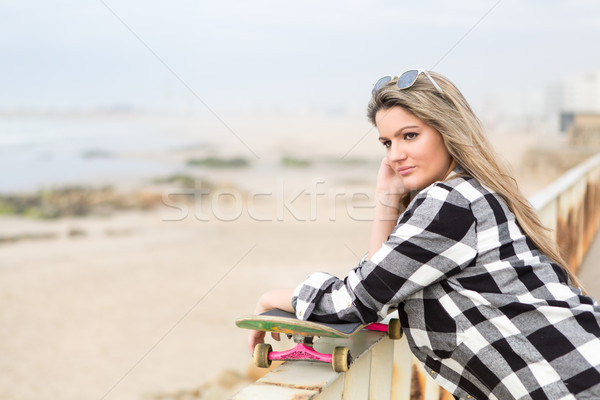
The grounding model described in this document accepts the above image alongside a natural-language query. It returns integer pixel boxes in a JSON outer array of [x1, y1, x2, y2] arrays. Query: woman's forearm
[[368, 191, 402, 258], [254, 288, 295, 314], [248, 288, 295, 352]]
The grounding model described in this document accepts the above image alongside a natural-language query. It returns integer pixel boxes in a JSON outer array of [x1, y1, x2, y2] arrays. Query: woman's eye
[[381, 140, 391, 149], [404, 132, 418, 140]]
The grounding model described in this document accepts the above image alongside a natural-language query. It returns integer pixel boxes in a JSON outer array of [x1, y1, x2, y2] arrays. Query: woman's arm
[[369, 158, 405, 258], [295, 186, 478, 324], [253, 288, 295, 314], [247, 288, 294, 352], [369, 191, 403, 258]]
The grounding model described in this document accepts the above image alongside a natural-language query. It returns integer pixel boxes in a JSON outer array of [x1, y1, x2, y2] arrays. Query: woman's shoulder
[[437, 168, 493, 200], [419, 168, 479, 194], [408, 169, 494, 213]]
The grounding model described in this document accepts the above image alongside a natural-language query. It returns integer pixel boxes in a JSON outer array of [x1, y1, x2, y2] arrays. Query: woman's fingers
[[248, 330, 266, 353], [376, 157, 405, 195]]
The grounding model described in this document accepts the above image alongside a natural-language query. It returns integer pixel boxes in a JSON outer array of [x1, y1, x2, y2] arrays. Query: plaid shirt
[[293, 171, 600, 399]]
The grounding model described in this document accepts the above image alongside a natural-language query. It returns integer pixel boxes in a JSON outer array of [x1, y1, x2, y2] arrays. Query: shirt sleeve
[[292, 183, 478, 324]]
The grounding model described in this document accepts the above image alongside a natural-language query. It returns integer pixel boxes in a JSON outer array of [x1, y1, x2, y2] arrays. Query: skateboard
[[236, 308, 402, 372]]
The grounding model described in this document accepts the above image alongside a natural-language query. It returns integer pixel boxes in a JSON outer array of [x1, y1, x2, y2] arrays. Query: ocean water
[[0, 112, 205, 193], [0, 110, 382, 194]]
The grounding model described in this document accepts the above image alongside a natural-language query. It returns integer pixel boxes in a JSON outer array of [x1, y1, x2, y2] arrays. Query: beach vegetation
[[327, 157, 372, 166], [0, 185, 161, 219], [0, 198, 16, 215], [186, 156, 250, 168], [82, 149, 113, 159], [0, 232, 59, 244], [68, 228, 87, 238], [152, 174, 202, 188], [281, 156, 311, 168]]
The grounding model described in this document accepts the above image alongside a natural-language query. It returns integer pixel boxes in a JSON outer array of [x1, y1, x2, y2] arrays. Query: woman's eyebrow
[[379, 125, 420, 141], [394, 125, 419, 136]]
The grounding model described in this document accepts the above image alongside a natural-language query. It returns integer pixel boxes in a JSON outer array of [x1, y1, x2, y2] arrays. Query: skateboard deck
[[235, 308, 366, 339], [236, 308, 402, 372]]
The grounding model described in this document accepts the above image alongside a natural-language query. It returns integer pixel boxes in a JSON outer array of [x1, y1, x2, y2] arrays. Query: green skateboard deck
[[236, 308, 365, 339]]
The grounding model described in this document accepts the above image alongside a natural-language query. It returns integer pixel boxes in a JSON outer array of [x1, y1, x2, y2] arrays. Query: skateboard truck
[[252, 320, 402, 372]]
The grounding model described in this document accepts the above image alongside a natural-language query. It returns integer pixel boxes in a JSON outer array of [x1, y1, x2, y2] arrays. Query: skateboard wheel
[[253, 343, 272, 368], [332, 346, 351, 372], [388, 318, 403, 340]]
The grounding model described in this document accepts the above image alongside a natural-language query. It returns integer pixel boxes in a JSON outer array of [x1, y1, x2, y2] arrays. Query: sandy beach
[[0, 188, 374, 399], [0, 127, 571, 399]]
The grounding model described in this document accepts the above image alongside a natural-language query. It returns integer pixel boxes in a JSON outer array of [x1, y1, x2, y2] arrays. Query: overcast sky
[[1, 0, 599, 114]]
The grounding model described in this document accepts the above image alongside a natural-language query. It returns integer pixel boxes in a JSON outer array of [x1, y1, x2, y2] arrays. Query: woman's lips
[[397, 166, 415, 176]]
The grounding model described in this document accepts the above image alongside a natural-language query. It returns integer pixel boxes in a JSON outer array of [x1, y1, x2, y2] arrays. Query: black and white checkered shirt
[[292, 171, 600, 399]]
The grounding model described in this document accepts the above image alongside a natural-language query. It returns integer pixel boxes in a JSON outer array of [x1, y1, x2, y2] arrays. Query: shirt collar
[[446, 165, 466, 180]]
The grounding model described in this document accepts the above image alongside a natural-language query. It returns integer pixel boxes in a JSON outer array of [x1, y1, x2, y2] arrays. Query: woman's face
[[375, 106, 456, 192]]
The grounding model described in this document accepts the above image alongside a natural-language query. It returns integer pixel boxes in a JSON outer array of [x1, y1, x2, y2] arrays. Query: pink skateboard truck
[[236, 309, 402, 372], [263, 322, 394, 371]]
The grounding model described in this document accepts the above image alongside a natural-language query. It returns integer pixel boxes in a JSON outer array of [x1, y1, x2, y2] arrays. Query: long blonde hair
[[366, 71, 582, 289]]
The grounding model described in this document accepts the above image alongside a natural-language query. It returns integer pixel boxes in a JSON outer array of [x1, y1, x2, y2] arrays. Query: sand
[[0, 177, 377, 399], [0, 130, 566, 399]]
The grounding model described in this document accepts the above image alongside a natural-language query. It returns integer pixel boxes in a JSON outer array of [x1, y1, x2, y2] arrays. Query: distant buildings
[[559, 70, 600, 136], [563, 70, 600, 113], [518, 70, 600, 184], [479, 69, 600, 136], [561, 113, 600, 147]]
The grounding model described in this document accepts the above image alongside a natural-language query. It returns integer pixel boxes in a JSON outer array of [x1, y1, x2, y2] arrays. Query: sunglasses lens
[[372, 76, 392, 95], [397, 70, 420, 90]]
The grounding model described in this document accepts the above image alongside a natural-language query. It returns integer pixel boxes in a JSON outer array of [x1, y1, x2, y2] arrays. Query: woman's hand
[[375, 157, 406, 195], [369, 158, 406, 258], [248, 329, 272, 354], [247, 289, 294, 353]]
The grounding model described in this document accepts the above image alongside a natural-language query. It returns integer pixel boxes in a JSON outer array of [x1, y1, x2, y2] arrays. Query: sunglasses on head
[[371, 69, 443, 95]]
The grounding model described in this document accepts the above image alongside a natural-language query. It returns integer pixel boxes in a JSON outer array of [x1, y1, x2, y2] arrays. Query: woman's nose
[[389, 143, 406, 162]]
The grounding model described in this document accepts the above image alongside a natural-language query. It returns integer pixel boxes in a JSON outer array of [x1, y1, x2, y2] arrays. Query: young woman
[[249, 70, 600, 399]]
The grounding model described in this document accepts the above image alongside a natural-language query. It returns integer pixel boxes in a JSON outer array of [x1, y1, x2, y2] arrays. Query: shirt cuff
[[292, 280, 311, 320], [358, 252, 369, 267], [292, 272, 335, 320]]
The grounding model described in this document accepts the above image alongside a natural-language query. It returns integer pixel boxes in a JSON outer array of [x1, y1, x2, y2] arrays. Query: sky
[[1, 0, 600, 115]]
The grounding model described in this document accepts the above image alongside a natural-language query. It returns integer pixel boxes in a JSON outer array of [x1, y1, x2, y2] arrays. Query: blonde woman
[[249, 70, 600, 399]]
